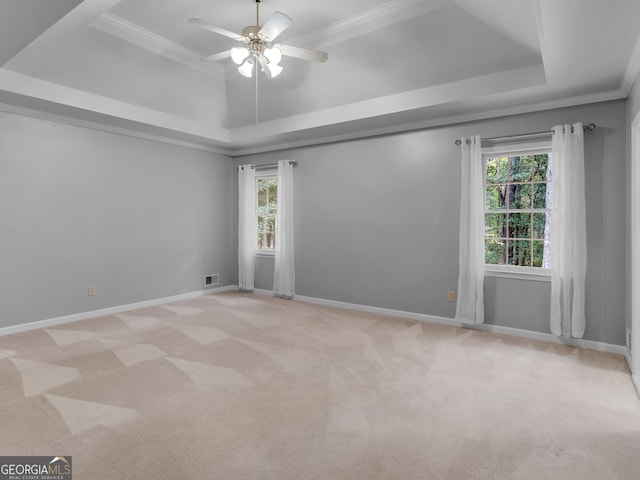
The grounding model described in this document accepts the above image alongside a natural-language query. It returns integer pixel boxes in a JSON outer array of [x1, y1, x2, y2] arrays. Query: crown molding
[[0, 81, 624, 159], [90, 12, 225, 80], [229, 88, 626, 156], [0, 68, 232, 155], [0, 101, 232, 156], [0, 68, 229, 141], [230, 64, 546, 144]]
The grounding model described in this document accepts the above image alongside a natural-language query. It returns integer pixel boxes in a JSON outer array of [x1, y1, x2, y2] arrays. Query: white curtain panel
[[273, 160, 295, 298], [455, 135, 485, 325], [550, 123, 587, 338], [238, 165, 256, 292]]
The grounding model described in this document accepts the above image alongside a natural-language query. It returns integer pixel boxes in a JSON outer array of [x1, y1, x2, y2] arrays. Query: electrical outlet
[[88, 285, 96, 296], [447, 291, 456, 302]]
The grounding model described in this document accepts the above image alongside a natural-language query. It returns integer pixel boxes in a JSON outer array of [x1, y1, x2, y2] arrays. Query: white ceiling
[[1, 0, 639, 155]]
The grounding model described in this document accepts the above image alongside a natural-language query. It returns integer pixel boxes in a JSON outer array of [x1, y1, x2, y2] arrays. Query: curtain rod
[[237, 161, 297, 170], [454, 123, 596, 145]]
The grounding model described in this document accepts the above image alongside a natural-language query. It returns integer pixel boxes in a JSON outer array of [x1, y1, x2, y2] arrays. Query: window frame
[[482, 141, 552, 282], [255, 168, 278, 257]]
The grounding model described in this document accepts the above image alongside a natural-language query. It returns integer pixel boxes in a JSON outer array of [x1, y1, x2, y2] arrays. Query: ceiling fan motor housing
[[242, 26, 267, 56], [242, 25, 261, 38], [189, 0, 327, 78]]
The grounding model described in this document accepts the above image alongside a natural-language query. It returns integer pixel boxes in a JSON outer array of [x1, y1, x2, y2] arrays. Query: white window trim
[[255, 168, 277, 256], [482, 140, 552, 281], [254, 168, 277, 178], [485, 264, 551, 282], [482, 141, 551, 156]]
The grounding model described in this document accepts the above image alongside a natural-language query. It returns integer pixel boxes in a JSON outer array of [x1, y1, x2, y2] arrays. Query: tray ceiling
[[0, 0, 639, 154]]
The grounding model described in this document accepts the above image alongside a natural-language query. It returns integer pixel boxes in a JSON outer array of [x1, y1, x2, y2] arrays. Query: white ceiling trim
[[90, 13, 225, 79], [0, 68, 229, 143], [0, 101, 231, 156], [231, 63, 546, 143], [0, 63, 622, 159], [231, 88, 626, 156], [285, 0, 451, 48]]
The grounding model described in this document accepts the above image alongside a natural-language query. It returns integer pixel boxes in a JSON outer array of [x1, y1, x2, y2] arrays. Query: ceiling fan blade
[[201, 50, 232, 63], [188, 18, 242, 41], [259, 11, 292, 41], [278, 44, 328, 63]]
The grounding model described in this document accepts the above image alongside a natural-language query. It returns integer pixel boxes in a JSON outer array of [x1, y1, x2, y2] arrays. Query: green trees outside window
[[257, 176, 278, 250], [485, 153, 551, 267]]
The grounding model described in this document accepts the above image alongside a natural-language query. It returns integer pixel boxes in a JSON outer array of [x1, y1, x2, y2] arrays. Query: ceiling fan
[[189, 0, 328, 79]]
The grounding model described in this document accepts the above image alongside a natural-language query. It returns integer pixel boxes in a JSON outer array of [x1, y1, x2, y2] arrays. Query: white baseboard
[[3, 285, 628, 361], [625, 349, 633, 373], [633, 376, 640, 400], [0, 285, 237, 337], [211, 288, 638, 396], [294, 294, 463, 329], [291, 293, 627, 357], [471, 323, 628, 357], [254, 288, 274, 297]]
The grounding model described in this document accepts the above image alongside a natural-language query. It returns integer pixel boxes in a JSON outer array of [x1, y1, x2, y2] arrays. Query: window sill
[[484, 265, 551, 282], [256, 251, 275, 258]]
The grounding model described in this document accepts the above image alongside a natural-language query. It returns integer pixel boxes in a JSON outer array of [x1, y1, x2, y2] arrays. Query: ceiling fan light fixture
[[230, 47, 250, 65], [264, 46, 282, 65], [190, 0, 327, 79], [238, 58, 254, 78], [266, 62, 283, 78]]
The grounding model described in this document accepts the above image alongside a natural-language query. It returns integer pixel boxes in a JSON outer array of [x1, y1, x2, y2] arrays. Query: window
[[484, 145, 551, 269], [257, 174, 277, 251]]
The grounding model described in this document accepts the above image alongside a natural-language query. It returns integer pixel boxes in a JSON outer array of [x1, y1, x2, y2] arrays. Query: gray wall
[[1, 99, 627, 346], [0, 110, 235, 328], [236, 100, 627, 345]]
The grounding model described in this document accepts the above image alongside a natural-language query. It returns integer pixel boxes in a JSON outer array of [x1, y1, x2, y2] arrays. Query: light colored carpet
[[0, 292, 638, 479]]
